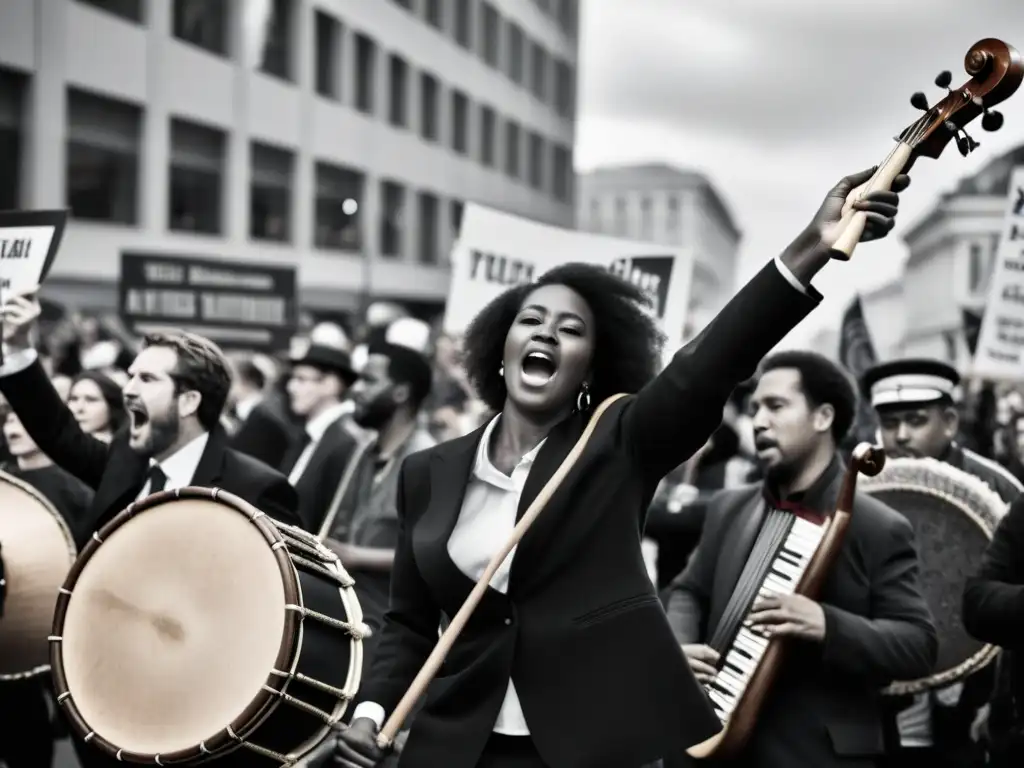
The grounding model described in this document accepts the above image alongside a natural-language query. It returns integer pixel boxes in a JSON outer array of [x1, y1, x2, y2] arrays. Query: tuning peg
[[911, 92, 930, 111], [982, 109, 1004, 131], [935, 70, 953, 89], [956, 136, 970, 156], [944, 120, 959, 133]]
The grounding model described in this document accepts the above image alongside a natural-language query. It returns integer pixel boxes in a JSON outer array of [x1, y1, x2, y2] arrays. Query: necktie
[[148, 464, 168, 495]]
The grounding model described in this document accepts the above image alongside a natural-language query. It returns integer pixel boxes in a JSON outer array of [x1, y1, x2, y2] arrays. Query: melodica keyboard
[[703, 512, 826, 723]]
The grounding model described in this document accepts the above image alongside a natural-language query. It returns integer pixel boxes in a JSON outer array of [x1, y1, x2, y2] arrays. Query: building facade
[[575, 163, 742, 339], [898, 145, 1022, 368], [0, 0, 579, 324]]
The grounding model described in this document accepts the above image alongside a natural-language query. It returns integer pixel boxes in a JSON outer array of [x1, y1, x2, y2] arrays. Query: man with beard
[[324, 338, 436, 667], [0, 403, 93, 768], [0, 291, 302, 545], [861, 358, 1023, 768], [665, 350, 936, 768]]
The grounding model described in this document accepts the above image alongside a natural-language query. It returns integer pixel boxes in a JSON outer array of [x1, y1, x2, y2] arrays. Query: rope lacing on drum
[[284, 603, 371, 640]]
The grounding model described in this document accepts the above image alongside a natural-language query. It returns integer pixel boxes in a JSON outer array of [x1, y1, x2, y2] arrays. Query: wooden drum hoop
[[49, 486, 368, 765], [0, 468, 77, 681]]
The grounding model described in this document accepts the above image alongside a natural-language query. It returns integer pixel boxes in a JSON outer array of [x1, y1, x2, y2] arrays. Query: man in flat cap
[[863, 358, 1023, 768]]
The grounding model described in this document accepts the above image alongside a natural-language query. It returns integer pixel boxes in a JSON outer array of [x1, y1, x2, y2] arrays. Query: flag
[[962, 308, 983, 358], [838, 296, 880, 443]]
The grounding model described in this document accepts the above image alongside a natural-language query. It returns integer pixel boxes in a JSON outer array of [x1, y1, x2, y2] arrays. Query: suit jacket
[[665, 456, 938, 768], [285, 415, 362, 534], [229, 395, 297, 471], [0, 358, 302, 548], [360, 263, 822, 768]]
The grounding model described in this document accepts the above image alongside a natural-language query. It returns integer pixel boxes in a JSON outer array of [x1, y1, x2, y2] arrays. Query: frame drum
[[50, 487, 368, 765], [858, 457, 1008, 695], [0, 468, 77, 680]]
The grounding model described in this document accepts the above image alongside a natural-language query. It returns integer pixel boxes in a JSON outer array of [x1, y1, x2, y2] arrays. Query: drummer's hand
[[1, 289, 41, 350], [333, 717, 387, 768]]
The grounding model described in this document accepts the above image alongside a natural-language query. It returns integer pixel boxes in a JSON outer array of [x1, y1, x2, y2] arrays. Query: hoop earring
[[576, 382, 591, 412], [499, 363, 505, 377]]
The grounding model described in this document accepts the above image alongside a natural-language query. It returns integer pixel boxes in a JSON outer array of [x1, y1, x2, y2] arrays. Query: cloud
[[577, 0, 1024, 347]]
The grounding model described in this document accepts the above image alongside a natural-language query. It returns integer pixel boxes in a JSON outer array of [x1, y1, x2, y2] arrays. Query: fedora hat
[[290, 343, 357, 385]]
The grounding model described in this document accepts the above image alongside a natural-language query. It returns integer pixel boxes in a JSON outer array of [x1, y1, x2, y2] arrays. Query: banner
[[0, 209, 67, 303], [972, 166, 1024, 379], [443, 205, 693, 360], [838, 295, 880, 442], [119, 252, 298, 351], [962, 307, 983, 357]]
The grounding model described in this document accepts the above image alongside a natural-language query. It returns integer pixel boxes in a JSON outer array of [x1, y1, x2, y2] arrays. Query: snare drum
[[50, 487, 368, 766], [0, 468, 77, 680]]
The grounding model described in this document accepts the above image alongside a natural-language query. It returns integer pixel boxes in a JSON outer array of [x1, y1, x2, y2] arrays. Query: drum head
[[58, 496, 288, 755], [860, 458, 1007, 695], [0, 470, 76, 678]]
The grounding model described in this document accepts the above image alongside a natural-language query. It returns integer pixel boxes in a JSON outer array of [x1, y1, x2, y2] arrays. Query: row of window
[[585, 195, 684, 241], [79, 0, 575, 119]]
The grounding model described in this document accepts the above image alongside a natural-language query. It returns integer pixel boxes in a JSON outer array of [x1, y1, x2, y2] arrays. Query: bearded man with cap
[[862, 358, 1023, 768]]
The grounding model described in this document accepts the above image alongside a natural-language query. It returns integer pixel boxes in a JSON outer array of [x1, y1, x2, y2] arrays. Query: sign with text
[[0, 209, 68, 303], [119, 253, 298, 351], [972, 166, 1024, 379], [443, 205, 693, 363]]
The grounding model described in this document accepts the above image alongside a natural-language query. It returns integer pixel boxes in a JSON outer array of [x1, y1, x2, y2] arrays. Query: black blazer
[[360, 263, 822, 768], [229, 396, 297, 471], [0, 358, 302, 548], [665, 458, 938, 768], [286, 416, 361, 534]]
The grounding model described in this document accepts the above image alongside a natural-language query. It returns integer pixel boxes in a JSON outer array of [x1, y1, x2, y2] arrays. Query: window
[[420, 72, 439, 142], [249, 141, 293, 242], [454, 0, 472, 49], [354, 33, 377, 114], [66, 87, 142, 225], [388, 54, 409, 128], [76, 0, 142, 23], [666, 195, 680, 239], [506, 24, 525, 85], [169, 117, 226, 235], [314, 161, 363, 251], [557, 0, 577, 37], [173, 0, 228, 56], [504, 120, 520, 178], [968, 241, 994, 293], [480, 3, 500, 68], [528, 132, 544, 190], [0, 69, 27, 212], [553, 59, 574, 117], [479, 106, 496, 167], [451, 90, 469, 155], [380, 181, 405, 258], [418, 192, 440, 264], [258, 0, 294, 81], [424, 0, 444, 29], [530, 42, 548, 101], [450, 199, 464, 240], [552, 144, 572, 202], [639, 196, 653, 240], [314, 11, 341, 100], [614, 198, 627, 235]]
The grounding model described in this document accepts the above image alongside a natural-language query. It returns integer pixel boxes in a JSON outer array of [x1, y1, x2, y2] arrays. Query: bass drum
[[0, 468, 77, 680], [50, 487, 369, 765], [858, 457, 1008, 695]]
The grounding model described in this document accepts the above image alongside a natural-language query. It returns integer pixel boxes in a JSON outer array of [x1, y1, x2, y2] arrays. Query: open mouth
[[520, 350, 558, 388], [126, 402, 150, 433]]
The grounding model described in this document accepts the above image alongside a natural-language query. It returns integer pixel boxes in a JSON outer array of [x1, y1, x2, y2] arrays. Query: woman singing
[[333, 167, 910, 768]]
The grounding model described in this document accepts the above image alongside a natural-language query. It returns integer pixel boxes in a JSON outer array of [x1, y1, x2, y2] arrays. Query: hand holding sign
[[1, 288, 41, 350]]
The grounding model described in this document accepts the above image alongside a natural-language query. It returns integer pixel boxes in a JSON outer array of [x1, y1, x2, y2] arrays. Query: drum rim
[[0, 467, 78, 681], [49, 486, 304, 763], [860, 469, 1005, 696]]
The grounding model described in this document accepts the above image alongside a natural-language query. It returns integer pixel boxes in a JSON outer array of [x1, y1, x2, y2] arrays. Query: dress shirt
[[136, 432, 210, 500], [353, 414, 545, 735], [234, 394, 262, 421], [773, 254, 811, 296], [0, 347, 40, 377], [288, 401, 352, 485]]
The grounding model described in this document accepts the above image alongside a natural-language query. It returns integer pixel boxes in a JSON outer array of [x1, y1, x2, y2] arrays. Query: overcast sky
[[574, 0, 1024, 348]]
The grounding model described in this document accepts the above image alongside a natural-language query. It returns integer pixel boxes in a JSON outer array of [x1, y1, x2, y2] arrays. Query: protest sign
[[0, 209, 67, 303]]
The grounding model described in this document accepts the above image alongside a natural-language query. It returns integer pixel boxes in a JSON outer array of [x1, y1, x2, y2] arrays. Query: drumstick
[[376, 393, 626, 749]]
